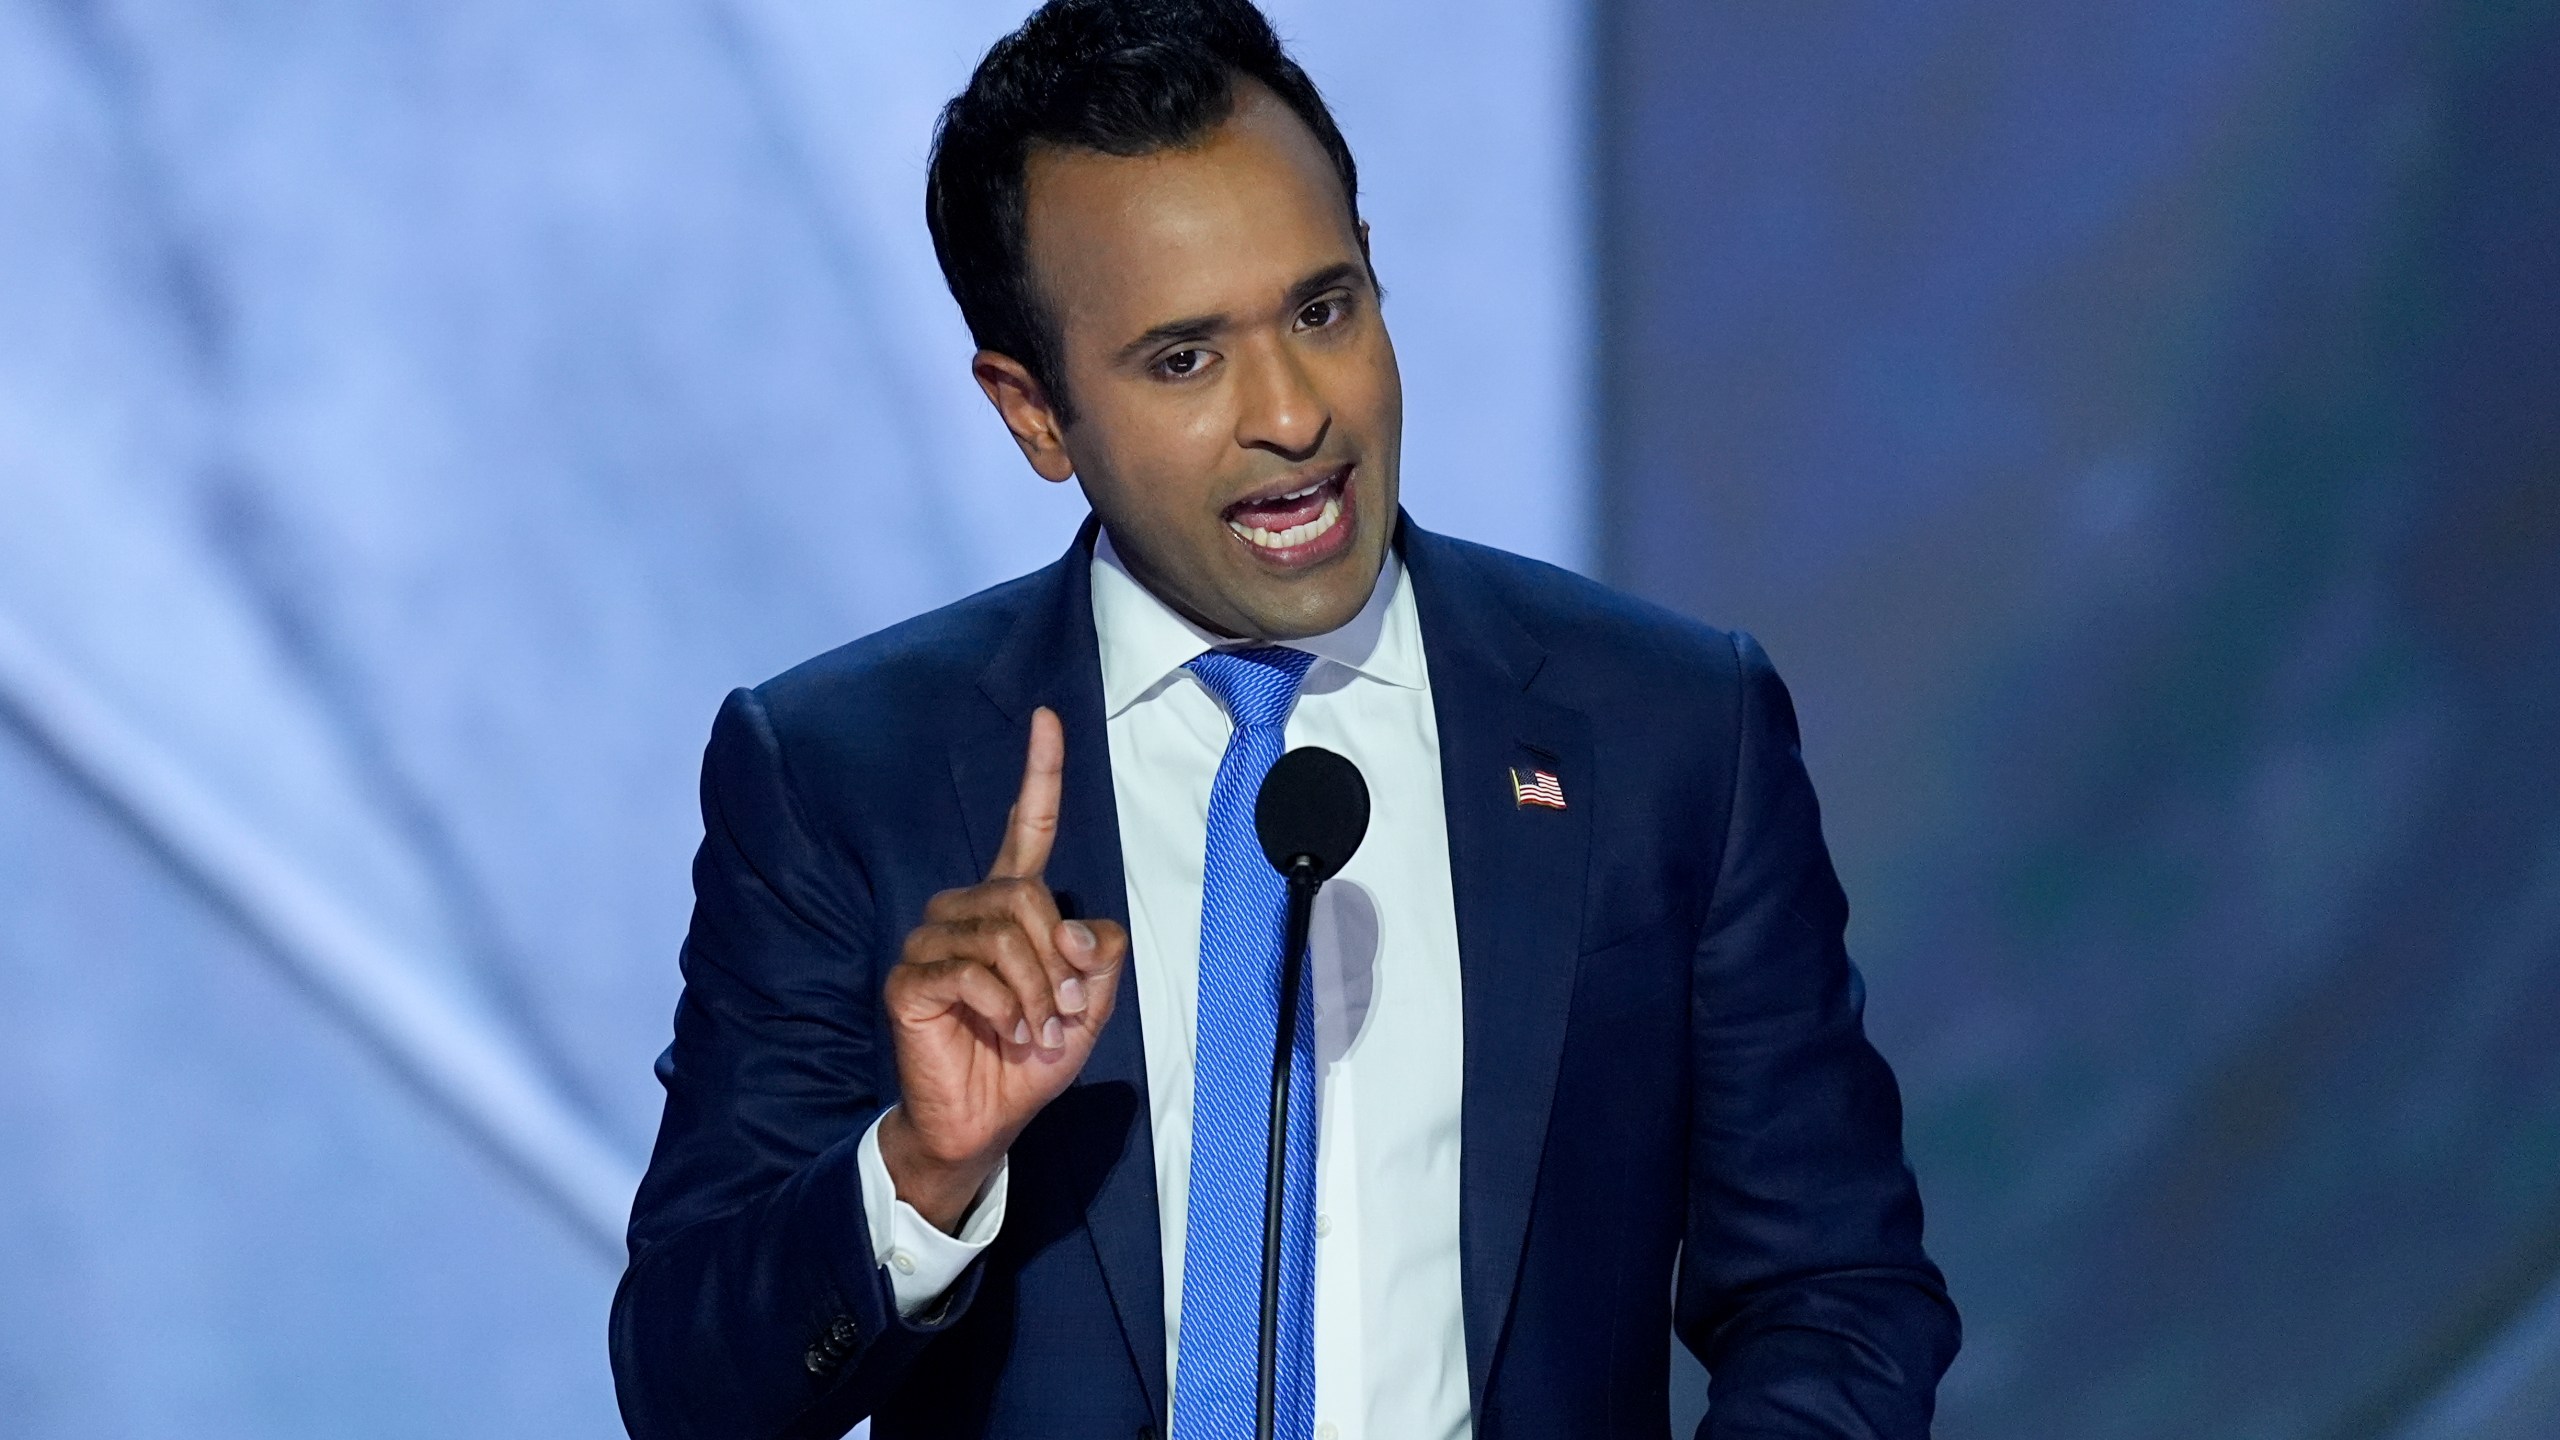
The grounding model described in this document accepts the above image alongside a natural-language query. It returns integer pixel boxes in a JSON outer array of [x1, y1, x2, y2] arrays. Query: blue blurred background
[[1, 1, 2551, 1436]]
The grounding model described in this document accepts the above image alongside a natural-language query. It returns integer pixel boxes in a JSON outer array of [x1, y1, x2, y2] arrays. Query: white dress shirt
[[859, 532, 1471, 1440]]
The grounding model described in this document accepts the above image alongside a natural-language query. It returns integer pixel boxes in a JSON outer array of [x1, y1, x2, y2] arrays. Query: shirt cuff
[[857, 1109, 1008, 1317]]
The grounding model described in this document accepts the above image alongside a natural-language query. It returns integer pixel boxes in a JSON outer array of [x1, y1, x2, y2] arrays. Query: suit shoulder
[[1422, 532, 1746, 689]]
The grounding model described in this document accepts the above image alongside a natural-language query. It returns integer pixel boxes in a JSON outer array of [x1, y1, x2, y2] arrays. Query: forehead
[[1020, 84, 1360, 336]]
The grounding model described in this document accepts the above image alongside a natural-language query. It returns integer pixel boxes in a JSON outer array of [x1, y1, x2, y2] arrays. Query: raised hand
[[878, 706, 1129, 1232]]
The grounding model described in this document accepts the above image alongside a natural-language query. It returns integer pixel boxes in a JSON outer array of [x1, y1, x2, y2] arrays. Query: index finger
[[990, 706, 1064, 879]]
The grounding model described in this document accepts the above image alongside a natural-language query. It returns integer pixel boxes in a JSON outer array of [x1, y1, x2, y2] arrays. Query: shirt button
[[889, 1249, 917, 1276], [1317, 1423, 1339, 1440], [1315, 1213, 1332, 1238]]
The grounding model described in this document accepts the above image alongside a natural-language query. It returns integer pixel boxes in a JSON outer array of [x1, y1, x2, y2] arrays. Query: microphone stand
[[1257, 855, 1321, 1440]]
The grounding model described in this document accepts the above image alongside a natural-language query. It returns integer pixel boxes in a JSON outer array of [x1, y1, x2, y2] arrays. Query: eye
[[1296, 296, 1347, 330], [1154, 348, 1210, 379]]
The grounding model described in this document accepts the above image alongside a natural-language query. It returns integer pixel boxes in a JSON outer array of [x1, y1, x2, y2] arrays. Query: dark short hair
[[926, 0, 1363, 421]]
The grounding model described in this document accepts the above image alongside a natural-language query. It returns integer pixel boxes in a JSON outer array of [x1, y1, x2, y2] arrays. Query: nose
[[1232, 334, 1329, 462]]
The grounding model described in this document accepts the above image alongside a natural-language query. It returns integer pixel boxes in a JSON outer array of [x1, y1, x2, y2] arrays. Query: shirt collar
[[1090, 525, 1425, 718]]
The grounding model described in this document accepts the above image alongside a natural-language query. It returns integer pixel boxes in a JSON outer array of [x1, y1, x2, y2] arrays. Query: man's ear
[[972, 350, 1076, 483]]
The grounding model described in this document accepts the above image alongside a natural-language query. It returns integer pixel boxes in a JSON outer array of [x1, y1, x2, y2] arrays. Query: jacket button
[[830, 1315, 860, 1346], [804, 1343, 833, 1376]]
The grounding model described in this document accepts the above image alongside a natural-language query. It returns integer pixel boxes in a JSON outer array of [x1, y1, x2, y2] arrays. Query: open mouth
[[1222, 464, 1355, 566]]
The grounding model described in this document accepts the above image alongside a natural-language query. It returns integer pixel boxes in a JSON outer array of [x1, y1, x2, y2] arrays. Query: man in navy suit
[[609, 2, 1957, 1436]]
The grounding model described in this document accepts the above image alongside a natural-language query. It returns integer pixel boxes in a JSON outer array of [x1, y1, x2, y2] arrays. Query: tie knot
[[1185, 646, 1316, 731]]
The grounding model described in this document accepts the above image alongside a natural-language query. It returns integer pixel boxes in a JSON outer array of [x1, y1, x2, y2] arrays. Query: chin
[[1238, 544, 1382, 641]]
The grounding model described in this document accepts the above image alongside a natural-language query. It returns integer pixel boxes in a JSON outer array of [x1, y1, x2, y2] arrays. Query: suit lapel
[[1404, 522, 1594, 1414], [952, 519, 1169, 1424]]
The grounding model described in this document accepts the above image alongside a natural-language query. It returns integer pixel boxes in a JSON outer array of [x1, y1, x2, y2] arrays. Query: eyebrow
[[1112, 260, 1370, 366]]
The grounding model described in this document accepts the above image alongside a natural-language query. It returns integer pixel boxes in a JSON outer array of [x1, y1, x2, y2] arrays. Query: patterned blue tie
[[1174, 645, 1321, 1440]]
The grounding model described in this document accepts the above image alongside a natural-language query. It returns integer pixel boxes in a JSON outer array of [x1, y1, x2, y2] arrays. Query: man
[[609, 1, 1958, 1436]]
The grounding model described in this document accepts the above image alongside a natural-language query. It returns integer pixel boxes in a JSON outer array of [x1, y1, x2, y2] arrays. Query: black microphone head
[[1254, 746, 1370, 883]]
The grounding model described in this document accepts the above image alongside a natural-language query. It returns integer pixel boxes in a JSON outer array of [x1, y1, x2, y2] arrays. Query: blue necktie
[[1174, 645, 1321, 1440]]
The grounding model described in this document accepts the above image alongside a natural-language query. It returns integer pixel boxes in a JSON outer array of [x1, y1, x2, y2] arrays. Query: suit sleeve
[[609, 687, 982, 1440], [1674, 634, 1960, 1439]]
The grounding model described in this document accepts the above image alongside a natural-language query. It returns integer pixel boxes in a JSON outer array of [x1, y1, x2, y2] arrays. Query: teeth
[[1228, 494, 1343, 551]]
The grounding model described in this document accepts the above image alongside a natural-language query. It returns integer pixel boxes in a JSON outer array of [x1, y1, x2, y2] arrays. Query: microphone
[[1249, 747, 1370, 1440]]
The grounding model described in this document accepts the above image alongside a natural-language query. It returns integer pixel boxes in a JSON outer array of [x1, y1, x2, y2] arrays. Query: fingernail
[[1063, 920, 1094, 955], [1041, 1016, 1064, 1049], [1059, 975, 1087, 1011], [1013, 1019, 1030, 1045]]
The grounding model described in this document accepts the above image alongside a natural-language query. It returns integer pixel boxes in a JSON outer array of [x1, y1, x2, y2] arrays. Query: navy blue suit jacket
[[610, 518, 1957, 1439]]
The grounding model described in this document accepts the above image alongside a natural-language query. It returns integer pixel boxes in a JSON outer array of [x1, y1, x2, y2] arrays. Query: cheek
[[1334, 330, 1403, 439], [1172, 394, 1235, 455], [1074, 394, 1233, 516], [1331, 349, 1402, 521]]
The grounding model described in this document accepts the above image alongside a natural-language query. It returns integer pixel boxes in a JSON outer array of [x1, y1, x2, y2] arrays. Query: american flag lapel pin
[[1509, 766, 1567, 810]]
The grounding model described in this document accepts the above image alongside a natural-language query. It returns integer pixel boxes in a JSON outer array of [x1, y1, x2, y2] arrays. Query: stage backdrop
[[0, 2, 1585, 1435], [1601, 1, 2560, 1437]]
